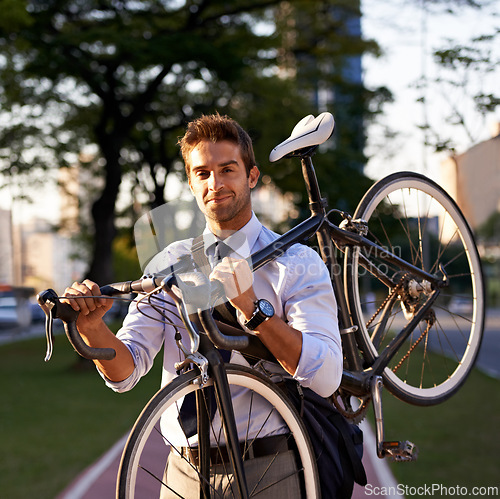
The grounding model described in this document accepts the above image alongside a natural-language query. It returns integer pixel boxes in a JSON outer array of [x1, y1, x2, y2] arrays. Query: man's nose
[[208, 171, 223, 191]]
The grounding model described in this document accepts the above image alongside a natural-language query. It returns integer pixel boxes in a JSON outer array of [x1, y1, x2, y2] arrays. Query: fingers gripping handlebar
[[37, 289, 117, 362], [37, 276, 167, 362], [37, 272, 249, 362]]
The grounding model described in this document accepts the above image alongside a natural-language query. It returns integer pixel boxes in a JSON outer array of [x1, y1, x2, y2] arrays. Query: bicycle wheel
[[117, 364, 320, 498], [345, 172, 484, 405]]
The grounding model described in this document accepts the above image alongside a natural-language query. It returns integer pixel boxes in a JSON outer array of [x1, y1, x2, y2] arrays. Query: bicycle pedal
[[382, 440, 418, 462]]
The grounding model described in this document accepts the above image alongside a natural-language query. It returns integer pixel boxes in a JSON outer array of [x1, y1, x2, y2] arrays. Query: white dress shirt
[[101, 213, 342, 445]]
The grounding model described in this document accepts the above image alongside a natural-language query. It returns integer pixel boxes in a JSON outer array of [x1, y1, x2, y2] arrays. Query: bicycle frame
[[248, 154, 446, 398]]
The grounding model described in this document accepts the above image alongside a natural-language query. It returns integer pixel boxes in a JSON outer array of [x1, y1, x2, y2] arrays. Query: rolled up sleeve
[[282, 246, 342, 397], [99, 294, 170, 393]]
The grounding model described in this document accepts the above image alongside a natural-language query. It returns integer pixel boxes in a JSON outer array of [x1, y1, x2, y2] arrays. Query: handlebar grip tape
[[64, 321, 116, 361], [198, 308, 249, 351], [38, 289, 116, 361]]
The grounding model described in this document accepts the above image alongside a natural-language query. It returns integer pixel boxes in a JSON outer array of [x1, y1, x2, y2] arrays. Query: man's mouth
[[207, 194, 232, 204]]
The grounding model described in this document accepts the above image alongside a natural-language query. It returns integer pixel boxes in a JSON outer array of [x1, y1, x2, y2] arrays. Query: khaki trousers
[[160, 449, 301, 499]]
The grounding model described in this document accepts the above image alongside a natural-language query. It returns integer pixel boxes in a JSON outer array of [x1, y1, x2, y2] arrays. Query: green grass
[[0, 333, 162, 499], [374, 366, 500, 489], [3, 333, 500, 497]]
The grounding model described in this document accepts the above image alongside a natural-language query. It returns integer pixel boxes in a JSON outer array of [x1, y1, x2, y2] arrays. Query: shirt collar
[[202, 212, 262, 259]]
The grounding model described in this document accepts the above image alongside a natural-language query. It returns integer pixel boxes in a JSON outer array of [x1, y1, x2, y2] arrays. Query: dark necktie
[[213, 240, 232, 264]]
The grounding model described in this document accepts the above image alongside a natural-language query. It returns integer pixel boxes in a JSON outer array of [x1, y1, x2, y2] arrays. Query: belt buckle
[[182, 441, 260, 467], [181, 447, 199, 466]]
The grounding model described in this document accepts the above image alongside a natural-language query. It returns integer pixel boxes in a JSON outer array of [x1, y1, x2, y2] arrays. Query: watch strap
[[244, 299, 274, 331]]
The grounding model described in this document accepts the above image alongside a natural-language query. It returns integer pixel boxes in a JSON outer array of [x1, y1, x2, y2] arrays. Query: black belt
[[180, 434, 290, 467]]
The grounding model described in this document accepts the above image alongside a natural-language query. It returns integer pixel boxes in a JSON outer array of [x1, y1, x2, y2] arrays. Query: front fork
[[198, 334, 249, 499]]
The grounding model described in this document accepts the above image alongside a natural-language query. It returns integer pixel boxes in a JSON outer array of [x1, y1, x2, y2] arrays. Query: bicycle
[[38, 112, 485, 498]]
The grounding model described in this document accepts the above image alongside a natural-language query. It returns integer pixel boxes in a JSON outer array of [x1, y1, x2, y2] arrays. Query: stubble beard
[[203, 188, 252, 226]]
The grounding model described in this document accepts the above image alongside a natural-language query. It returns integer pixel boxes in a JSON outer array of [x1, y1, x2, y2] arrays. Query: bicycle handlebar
[[38, 270, 249, 362], [37, 288, 117, 361]]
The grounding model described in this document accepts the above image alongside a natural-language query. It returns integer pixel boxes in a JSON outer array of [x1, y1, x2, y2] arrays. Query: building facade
[[440, 132, 500, 231]]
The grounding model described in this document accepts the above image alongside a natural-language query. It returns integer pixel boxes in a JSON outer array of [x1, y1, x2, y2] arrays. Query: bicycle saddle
[[269, 112, 335, 162]]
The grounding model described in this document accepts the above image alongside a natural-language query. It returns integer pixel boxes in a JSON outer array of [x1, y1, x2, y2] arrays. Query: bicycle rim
[[345, 172, 485, 405], [117, 365, 319, 498]]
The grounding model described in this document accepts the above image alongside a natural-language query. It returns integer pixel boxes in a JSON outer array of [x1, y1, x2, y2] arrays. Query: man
[[62, 113, 342, 497]]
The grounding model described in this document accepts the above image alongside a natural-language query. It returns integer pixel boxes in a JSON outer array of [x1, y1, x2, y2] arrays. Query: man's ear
[[249, 165, 260, 189]]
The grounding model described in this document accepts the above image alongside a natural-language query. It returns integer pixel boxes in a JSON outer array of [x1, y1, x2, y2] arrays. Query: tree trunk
[[86, 140, 122, 285]]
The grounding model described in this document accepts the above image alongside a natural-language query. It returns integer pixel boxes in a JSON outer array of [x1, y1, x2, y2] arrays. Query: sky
[[1, 0, 499, 223], [361, 0, 500, 182]]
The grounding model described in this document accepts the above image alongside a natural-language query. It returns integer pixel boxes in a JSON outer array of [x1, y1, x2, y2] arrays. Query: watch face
[[258, 299, 274, 318]]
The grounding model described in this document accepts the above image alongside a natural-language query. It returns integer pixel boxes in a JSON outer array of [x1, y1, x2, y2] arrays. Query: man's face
[[187, 140, 259, 232]]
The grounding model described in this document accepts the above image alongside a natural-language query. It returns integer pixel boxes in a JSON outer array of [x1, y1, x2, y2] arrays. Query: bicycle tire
[[117, 364, 320, 498], [345, 172, 485, 405]]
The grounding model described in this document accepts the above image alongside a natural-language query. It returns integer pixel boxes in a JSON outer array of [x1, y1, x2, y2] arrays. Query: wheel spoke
[[346, 173, 484, 405], [119, 367, 320, 498]]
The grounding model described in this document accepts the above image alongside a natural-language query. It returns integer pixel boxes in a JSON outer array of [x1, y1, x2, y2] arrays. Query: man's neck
[[207, 212, 253, 238]]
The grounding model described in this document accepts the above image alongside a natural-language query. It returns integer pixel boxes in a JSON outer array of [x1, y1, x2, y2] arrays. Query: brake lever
[[37, 289, 58, 362], [37, 288, 116, 361], [43, 300, 55, 362]]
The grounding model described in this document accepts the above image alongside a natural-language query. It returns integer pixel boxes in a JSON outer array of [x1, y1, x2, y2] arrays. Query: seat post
[[301, 155, 326, 215]]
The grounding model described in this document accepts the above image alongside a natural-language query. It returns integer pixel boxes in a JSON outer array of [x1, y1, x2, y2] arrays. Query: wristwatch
[[244, 299, 275, 331]]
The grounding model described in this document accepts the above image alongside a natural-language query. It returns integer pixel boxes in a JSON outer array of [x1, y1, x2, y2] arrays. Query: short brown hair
[[178, 113, 256, 177]]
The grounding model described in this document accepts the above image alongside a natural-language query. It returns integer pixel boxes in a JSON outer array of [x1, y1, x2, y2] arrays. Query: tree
[[427, 28, 500, 152], [405, 0, 500, 153], [0, 0, 385, 283]]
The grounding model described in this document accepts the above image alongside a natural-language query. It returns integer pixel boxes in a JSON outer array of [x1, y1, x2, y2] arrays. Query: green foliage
[[424, 26, 500, 151], [477, 211, 500, 307], [0, 0, 33, 31], [478, 210, 500, 242], [0, 0, 387, 281], [113, 228, 142, 281]]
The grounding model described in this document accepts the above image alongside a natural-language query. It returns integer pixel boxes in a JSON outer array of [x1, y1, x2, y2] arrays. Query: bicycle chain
[[365, 273, 408, 329], [392, 319, 432, 373], [332, 275, 410, 422]]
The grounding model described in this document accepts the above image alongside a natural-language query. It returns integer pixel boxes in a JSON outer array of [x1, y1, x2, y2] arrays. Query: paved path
[[475, 309, 500, 379], [57, 421, 399, 499]]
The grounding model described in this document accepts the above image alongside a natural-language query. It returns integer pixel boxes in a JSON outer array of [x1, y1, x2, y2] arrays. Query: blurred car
[[0, 286, 34, 330], [30, 300, 47, 324], [0, 296, 19, 328]]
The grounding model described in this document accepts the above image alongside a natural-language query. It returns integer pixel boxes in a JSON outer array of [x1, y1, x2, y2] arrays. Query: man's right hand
[[61, 279, 135, 382], [62, 279, 113, 327]]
